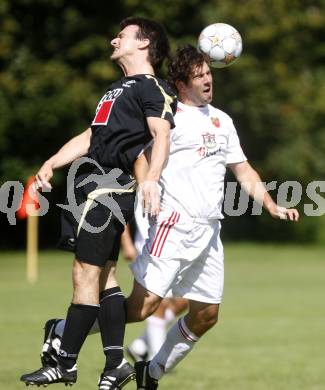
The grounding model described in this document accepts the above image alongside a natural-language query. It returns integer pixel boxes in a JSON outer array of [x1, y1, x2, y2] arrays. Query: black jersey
[[88, 74, 177, 175]]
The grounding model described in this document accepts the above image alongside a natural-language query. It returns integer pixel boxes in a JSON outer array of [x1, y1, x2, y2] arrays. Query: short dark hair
[[120, 17, 170, 70], [168, 45, 206, 90]]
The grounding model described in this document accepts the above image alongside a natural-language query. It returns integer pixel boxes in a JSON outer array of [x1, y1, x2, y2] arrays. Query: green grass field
[[0, 244, 324, 390]]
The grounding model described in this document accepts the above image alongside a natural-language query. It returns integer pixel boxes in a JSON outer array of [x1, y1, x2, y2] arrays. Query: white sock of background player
[[146, 315, 168, 360], [129, 307, 177, 359]]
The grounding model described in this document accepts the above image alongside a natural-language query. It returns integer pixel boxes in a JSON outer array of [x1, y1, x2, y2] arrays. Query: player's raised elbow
[[83, 127, 92, 148]]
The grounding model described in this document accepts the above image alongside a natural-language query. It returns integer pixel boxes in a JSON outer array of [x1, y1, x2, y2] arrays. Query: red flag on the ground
[[17, 176, 40, 220]]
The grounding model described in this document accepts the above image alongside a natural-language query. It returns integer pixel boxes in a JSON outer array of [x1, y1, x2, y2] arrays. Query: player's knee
[[200, 306, 219, 330], [195, 315, 218, 336], [203, 314, 218, 330], [187, 303, 219, 335]]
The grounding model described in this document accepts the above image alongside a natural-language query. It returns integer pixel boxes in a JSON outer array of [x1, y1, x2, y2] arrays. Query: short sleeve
[[226, 119, 247, 164], [140, 76, 177, 129]]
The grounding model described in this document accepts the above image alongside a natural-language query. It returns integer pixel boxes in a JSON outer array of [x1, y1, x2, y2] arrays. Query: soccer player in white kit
[[127, 45, 299, 389]]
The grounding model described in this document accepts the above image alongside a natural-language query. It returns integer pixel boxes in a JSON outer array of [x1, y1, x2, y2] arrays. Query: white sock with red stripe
[[148, 316, 199, 380]]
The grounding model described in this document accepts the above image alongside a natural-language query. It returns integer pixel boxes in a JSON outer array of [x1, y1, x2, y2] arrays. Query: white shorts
[[130, 210, 224, 304]]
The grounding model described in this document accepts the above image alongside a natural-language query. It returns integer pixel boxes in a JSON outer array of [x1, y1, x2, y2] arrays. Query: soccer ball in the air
[[197, 23, 243, 68]]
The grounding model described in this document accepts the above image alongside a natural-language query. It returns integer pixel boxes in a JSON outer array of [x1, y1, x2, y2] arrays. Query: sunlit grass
[[0, 244, 324, 389]]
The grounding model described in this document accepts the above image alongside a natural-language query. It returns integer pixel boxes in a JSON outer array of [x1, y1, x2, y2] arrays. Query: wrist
[[265, 201, 277, 213], [144, 174, 159, 183], [44, 157, 56, 170]]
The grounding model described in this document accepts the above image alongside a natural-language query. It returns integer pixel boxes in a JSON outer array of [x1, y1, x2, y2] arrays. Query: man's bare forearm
[[45, 128, 92, 170]]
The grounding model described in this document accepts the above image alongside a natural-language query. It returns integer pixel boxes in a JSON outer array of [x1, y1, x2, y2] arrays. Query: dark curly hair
[[120, 17, 170, 71], [167, 45, 206, 90]]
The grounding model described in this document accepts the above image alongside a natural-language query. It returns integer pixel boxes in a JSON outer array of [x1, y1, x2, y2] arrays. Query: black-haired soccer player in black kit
[[20, 17, 177, 390]]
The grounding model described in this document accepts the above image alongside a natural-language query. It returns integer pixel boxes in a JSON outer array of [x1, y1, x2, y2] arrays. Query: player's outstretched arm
[[141, 117, 170, 216], [229, 161, 299, 222], [133, 153, 149, 184], [35, 127, 92, 191]]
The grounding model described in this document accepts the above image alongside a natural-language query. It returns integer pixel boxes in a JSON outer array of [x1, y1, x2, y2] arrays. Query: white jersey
[[160, 101, 246, 220], [131, 102, 246, 303]]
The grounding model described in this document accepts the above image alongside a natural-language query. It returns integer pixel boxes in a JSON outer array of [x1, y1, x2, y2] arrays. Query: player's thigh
[[72, 258, 102, 286], [127, 279, 162, 323]]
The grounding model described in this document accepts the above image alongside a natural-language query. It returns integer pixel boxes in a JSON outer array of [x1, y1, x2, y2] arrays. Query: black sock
[[99, 287, 126, 370], [58, 303, 99, 369]]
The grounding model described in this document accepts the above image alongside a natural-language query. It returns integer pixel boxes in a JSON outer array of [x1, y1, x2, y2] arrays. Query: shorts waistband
[[175, 213, 220, 225]]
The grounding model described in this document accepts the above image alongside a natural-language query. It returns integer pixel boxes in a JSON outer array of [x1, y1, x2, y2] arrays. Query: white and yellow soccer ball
[[197, 23, 243, 68]]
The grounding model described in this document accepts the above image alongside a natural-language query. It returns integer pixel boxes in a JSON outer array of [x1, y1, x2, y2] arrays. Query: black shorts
[[57, 171, 136, 266]]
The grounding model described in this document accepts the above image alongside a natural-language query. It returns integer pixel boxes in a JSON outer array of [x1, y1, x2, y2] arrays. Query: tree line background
[[1, 0, 324, 248]]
